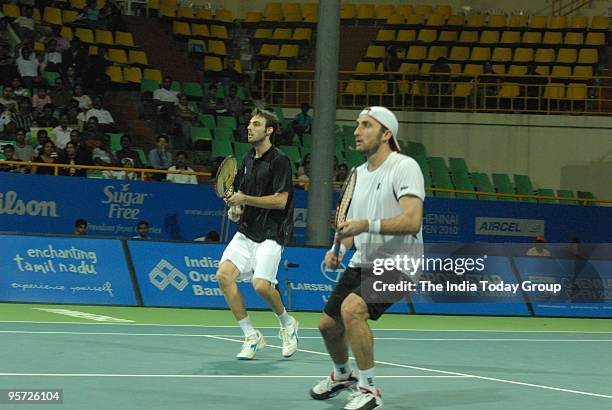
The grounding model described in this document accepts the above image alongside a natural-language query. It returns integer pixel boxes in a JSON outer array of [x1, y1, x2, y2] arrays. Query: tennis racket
[[214, 156, 238, 199], [332, 167, 357, 257]]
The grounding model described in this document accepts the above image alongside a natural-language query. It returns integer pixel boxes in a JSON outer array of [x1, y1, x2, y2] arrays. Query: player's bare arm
[[225, 191, 288, 210]]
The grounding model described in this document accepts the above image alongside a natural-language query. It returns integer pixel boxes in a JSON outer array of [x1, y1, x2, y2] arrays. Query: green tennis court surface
[[1, 303, 611, 409]]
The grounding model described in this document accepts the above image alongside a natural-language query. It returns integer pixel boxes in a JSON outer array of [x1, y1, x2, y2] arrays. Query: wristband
[[368, 219, 381, 234]]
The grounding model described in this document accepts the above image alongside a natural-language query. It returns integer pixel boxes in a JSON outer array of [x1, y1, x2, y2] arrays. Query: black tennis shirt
[[236, 145, 294, 245]]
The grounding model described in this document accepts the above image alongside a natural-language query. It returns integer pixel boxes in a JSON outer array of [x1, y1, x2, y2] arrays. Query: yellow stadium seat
[[43, 7, 62, 25], [488, 15, 507, 28], [62, 10, 79, 23], [292, 28, 312, 41], [262, 11, 281, 22], [466, 14, 486, 28], [470, 47, 491, 62], [564, 32, 584, 46], [508, 65, 527, 75], [143, 68, 162, 82], [529, 16, 548, 29], [543, 32, 562, 45], [177, 6, 193, 18], [492, 47, 512, 62], [210, 25, 228, 39], [535, 48, 554, 64], [449, 46, 469, 61], [426, 14, 446, 27], [448, 63, 461, 74], [345, 80, 366, 94], [414, 5, 433, 16], [458, 31, 479, 43], [573, 65, 593, 78], [75, 28, 94, 44], [427, 46, 448, 60], [123, 66, 142, 84], [341, 4, 356, 19], [544, 83, 565, 99], [447, 15, 465, 26], [578, 49, 598, 64], [88, 45, 98, 55], [500, 31, 520, 44], [590, 16, 609, 30], [433, 5, 452, 18], [207, 40, 227, 55], [480, 31, 499, 45], [463, 63, 483, 75], [264, 2, 282, 17], [70, 0, 86, 9], [214, 9, 233, 23], [454, 82, 473, 97], [33, 42, 45, 52], [406, 14, 425, 25], [514, 48, 533, 63], [397, 30, 417, 42], [268, 59, 288, 72], [493, 64, 506, 74], [508, 15, 528, 29], [557, 49, 577, 64], [159, 5, 176, 18], [548, 16, 567, 30], [396, 5, 413, 18], [115, 32, 135, 47], [106, 66, 125, 83], [535, 66, 549, 75], [421, 63, 433, 73], [284, 13, 302, 23], [60, 26, 73, 41], [356, 4, 375, 20], [366, 80, 388, 94], [254, 28, 272, 39], [2, 4, 20, 18], [203, 56, 222, 72], [172, 21, 190, 36], [282, 2, 301, 19], [195, 8, 212, 20], [107, 48, 128, 64], [279, 44, 299, 58], [260, 44, 279, 56], [365, 45, 385, 59], [192, 24, 210, 37], [355, 61, 376, 74], [376, 5, 395, 20], [438, 31, 458, 42], [303, 3, 318, 19], [386, 14, 404, 25], [418, 29, 437, 43], [148, 0, 159, 9], [570, 15, 588, 29], [407, 46, 427, 61], [244, 12, 262, 23], [399, 63, 420, 74], [272, 28, 292, 40], [499, 83, 520, 98], [566, 83, 587, 100], [522, 32, 542, 44], [551, 66, 572, 77], [585, 32, 605, 46], [95, 30, 114, 46], [128, 50, 148, 65], [376, 29, 395, 42]]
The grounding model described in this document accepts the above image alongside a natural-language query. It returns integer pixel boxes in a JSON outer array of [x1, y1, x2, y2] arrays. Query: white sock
[[238, 316, 257, 337], [333, 361, 352, 380], [276, 309, 295, 328], [358, 367, 376, 390]]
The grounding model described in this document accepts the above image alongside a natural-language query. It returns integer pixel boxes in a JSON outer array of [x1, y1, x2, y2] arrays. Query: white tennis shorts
[[220, 232, 283, 284]]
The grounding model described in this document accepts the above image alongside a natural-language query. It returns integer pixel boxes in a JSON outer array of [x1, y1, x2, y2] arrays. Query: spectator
[[133, 221, 150, 239], [67, 104, 83, 131], [153, 76, 178, 133], [92, 134, 118, 168], [292, 102, 312, 137], [174, 93, 198, 148], [32, 86, 52, 114], [115, 134, 142, 169], [85, 96, 115, 131], [58, 141, 87, 177], [49, 78, 72, 110], [201, 83, 223, 114], [11, 98, 35, 131], [69, 129, 93, 165], [384, 45, 403, 73], [522, 62, 545, 111], [15, 46, 39, 88], [336, 163, 349, 182], [218, 58, 243, 88], [0, 44, 17, 87], [13, 129, 34, 161], [13, 7, 39, 41], [0, 144, 24, 173], [81, 0, 102, 28], [526, 236, 551, 257], [295, 153, 310, 190], [116, 157, 137, 180], [0, 104, 11, 134], [166, 150, 197, 184], [43, 26, 70, 53], [223, 84, 243, 118], [12, 77, 30, 98], [194, 230, 220, 242], [81, 116, 105, 148], [72, 84, 92, 111], [63, 65, 83, 89], [148, 134, 172, 170], [32, 129, 51, 153], [51, 113, 74, 150], [62, 38, 89, 75], [0, 86, 17, 112], [429, 57, 452, 98], [74, 218, 88, 235], [42, 39, 62, 72], [86, 47, 110, 95], [37, 103, 59, 128], [31, 139, 59, 175]]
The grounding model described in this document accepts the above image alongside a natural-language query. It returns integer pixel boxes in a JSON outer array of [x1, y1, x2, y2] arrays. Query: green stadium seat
[[302, 133, 313, 148], [107, 133, 124, 152], [449, 157, 469, 175], [557, 189, 578, 205], [492, 173, 517, 202], [537, 188, 557, 204], [428, 157, 453, 198], [452, 171, 477, 199], [346, 150, 366, 169], [217, 115, 237, 130], [406, 141, 427, 157], [514, 174, 536, 203], [182, 82, 203, 98], [279, 144, 301, 164], [171, 80, 181, 92], [135, 149, 147, 166], [212, 138, 233, 157], [191, 127, 213, 142], [470, 173, 496, 200], [140, 79, 160, 93], [577, 191, 595, 206], [212, 127, 234, 141], [234, 142, 251, 160], [42, 71, 61, 87], [412, 153, 431, 188], [198, 113, 216, 128]]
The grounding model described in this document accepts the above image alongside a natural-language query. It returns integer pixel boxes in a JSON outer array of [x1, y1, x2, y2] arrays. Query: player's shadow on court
[[183, 357, 287, 376]]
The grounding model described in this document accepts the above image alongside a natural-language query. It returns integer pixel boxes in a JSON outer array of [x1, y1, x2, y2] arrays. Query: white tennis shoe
[[279, 319, 299, 357], [236, 330, 266, 360]]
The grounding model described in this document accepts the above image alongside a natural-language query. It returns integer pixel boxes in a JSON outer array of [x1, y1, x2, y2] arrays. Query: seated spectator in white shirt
[[13, 7, 39, 41], [73, 84, 92, 111], [15, 46, 39, 88], [85, 95, 115, 131], [132, 220, 151, 239], [153, 76, 179, 107], [42, 39, 62, 72], [32, 86, 52, 114], [526, 236, 551, 257], [13, 128, 34, 161], [166, 151, 197, 184], [52, 113, 74, 150]]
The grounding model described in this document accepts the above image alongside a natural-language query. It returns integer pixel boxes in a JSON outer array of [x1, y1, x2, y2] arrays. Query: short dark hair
[[156, 134, 168, 143], [137, 221, 149, 228], [205, 231, 220, 242], [75, 218, 87, 227], [176, 150, 188, 158], [251, 108, 279, 136]]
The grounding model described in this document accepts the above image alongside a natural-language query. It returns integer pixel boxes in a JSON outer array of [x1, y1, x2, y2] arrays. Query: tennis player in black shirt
[[218, 108, 298, 360]]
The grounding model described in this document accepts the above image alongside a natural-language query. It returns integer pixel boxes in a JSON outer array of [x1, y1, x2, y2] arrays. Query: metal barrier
[[261, 70, 612, 115]]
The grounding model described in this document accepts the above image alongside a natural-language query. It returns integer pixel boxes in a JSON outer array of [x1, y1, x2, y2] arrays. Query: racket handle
[[332, 235, 342, 258]]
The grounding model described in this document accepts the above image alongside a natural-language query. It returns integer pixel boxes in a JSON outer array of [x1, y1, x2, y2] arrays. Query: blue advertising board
[[0, 234, 137, 305], [513, 257, 612, 318]]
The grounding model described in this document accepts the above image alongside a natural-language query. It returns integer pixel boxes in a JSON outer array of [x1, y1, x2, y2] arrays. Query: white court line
[[0, 330, 611, 343], [0, 373, 468, 379], [205, 334, 612, 401], [3, 319, 612, 334]]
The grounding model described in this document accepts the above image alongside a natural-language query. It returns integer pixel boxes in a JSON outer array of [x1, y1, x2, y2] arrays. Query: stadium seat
[[529, 16, 548, 30], [480, 31, 499, 45], [466, 14, 486, 28], [279, 44, 299, 59], [543, 31, 562, 45], [128, 50, 148, 65], [426, 14, 446, 27], [106, 65, 125, 83], [513, 48, 534, 63], [438, 30, 458, 42], [590, 16, 609, 30], [62, 10, 79, 24], [458, 31, 479, 43], [446, 15, 465, 26], [210, 25, 229, 39], [75, 28, 94, 44], [406, 14, 425, 26], [177, 6, 193, 18], [471, 173, 497, 200], [492, 47, 512, 63], [488, 15, 507, 29], [43, 7, 62, 25], [207, 40, 227, 56], [547, 16, 567, 30], [585, 32, 605, 46], [244, 12, 262, 23], [115, 32, 135, 47], [192, 24, 210, 37], [564, 32, 584, 46], [470, 47, 491, 62], [396, 5, 413, 18], [340, 4, 357, 19], [492, 173, 516, 201], [2, 4, 20, 17], [356, 4, 375, 20], [95, 30, 114, 46], [535, 48, 554, 64], [212, 139, 233, 158], [449, 46, 469, 62], [536, 189, 557, 204], [143, 68, 163, 82], [123, 67, 142, 84], [570, 15, 588, 29], [417, 29, 437, 43], [522, 31, 542, 45], [433, 5, 452, 18], [557, 48, 578, 64], [272, 28, 292, 40], [514, 174, 536, 202], [415, 5, 433, 16], [182, 82, 203, 98], [107, 49, 128, 64], [557, 189, 578, 204], [140, 79, 159, 93], [268, 59, 288, 72], [204, 56, 223, 72], [500, 31, 520, 45], [397, 30, 417, 42], [508, 15, 528, 29], [292, 28, 312, 41]]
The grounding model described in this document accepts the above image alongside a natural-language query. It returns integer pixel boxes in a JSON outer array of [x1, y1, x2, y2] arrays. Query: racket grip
[[332, 236, 341, 258]]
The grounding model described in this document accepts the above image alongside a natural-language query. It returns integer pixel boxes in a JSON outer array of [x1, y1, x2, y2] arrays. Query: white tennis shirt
[[347, 152, 426, 267]]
